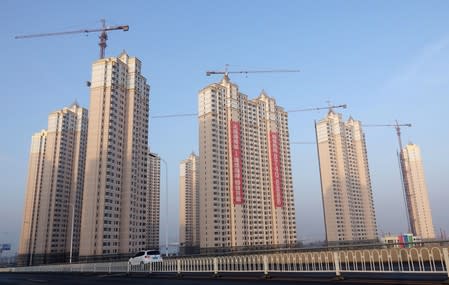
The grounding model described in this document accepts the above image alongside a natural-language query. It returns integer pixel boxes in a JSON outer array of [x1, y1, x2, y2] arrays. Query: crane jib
[[14, 20, 129, 59]]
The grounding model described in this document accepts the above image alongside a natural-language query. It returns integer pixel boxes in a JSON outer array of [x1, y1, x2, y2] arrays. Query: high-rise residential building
[[147, 152, 161, 249], [18, 103, 88, 265], [179, 152, 200, 252], [401, 143, 435, 239], [315, 110, 377, 243], [198, 75, 297, 249], [80, 52, 150, 256]]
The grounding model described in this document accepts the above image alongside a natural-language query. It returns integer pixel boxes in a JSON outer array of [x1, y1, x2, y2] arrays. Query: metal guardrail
[[2, 246, 449, 279]]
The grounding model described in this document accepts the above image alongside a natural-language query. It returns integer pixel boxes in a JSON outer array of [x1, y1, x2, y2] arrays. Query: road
[[0, 272, 447, 285]]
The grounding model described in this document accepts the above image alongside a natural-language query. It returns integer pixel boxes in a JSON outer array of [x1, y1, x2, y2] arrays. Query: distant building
[[179, 152, 200, 253], [147, 152, 161, 249], [382, 233, 422, 248], [198, 75, 297, 250], [18, 103, 88, 265], [401, 143, 435, 239], [80, 52, 150, 256], [315, 110, 377, 243]]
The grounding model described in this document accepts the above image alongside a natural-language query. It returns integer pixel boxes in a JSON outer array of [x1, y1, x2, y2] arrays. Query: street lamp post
[[160, 158, 169, 257]]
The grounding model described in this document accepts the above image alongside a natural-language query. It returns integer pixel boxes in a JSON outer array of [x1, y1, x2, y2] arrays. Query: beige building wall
[[402, 144, 435, 239], [179, 153, 200, 248], [198, 75, 297, 249], [316, 111, 377, 243], [147, 152, 160, 249], [18, 103, 88, 265], [80, 52, 150, 256]]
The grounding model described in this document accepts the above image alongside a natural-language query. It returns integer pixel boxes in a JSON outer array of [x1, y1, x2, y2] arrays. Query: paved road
[[0, 272, 447, 285]]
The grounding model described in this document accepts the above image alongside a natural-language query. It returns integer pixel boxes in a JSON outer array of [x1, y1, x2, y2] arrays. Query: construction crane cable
[[151, 113, 197, 119], [151, 104, 347, 119], [291, 142, 316, 144]]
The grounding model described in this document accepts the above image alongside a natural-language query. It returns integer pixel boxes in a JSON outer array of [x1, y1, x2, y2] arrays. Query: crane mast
[[15, 19, 129, 59], [364, 121, 414, 234]]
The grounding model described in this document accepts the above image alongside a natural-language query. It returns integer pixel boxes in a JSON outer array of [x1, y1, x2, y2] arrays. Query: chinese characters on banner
[[270, 131, 283, 208], [230, 120, 244, 205]]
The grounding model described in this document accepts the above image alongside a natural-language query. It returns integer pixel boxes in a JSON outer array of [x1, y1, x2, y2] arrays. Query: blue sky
[[1, 1, 448, 252]]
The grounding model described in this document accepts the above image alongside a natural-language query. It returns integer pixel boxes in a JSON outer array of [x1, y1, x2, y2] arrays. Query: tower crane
[[15, 19, 129, 59], [206, 67, 300, 77], [363, 121, 412, 151], [363, 121, 414, 234], [287, 104, 347, 113], [289, 103, 347, 144]]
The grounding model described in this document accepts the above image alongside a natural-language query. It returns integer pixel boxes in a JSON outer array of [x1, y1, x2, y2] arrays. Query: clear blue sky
[[1, 0, 448, 252]]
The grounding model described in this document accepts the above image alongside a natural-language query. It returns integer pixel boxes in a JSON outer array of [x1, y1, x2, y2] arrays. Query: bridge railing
[[3, 246, 449, 279]]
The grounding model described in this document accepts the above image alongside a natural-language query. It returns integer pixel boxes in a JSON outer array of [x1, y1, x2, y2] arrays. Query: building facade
[[198, 75, 297, 249], [18, 103, 88, 265], [80, 52, 150, 256], [147, 152, 160, 249], [315, 110, 377, 243], [401, 143, 435, 239], [179, 152, 200, 252]]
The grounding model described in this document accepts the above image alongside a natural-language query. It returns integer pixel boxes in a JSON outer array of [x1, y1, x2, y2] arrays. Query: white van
[[128, 250, 163, 265]]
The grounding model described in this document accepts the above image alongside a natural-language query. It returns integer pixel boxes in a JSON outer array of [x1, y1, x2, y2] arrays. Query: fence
[[3, 246, 449, 279]]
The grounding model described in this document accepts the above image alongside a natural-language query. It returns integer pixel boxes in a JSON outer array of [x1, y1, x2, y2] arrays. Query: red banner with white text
[[230, 120, 244, 205], [270, 131, 283, 208]]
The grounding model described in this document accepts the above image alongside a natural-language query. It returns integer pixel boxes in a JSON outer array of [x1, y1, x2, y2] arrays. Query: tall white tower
[[198, 75, 297, 249], [402, 143, 435, 239], [147, 152, 161, 249], [18, 103, 88, 265], [179, 153, 200, 252], [80, 51, 150, 256], [316, 110, 377, 243]]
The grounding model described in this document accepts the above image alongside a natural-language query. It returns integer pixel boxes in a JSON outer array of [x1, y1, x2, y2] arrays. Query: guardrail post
[[176, 259, 182, 279], [108, 262, 111, 274], [443, 248, 449, 281], [333, 251, 344, 280], [127, 262, 130, 274], [213, 257, 219, 278], [263, 255, 270, 279]]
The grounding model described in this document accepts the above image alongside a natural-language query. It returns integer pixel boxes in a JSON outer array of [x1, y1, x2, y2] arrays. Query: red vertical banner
[[270, 131, 283, 208], [230, 120, 244, 205]]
